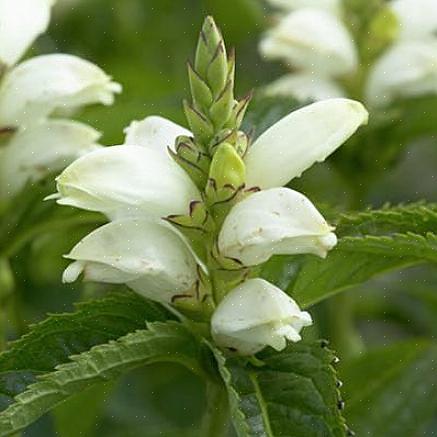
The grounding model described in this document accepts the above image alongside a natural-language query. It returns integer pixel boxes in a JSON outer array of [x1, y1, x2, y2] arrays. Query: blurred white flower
[[211, 278, 312, 355], [0, 54, 121, 128], [63, 219, 200, 303], [0, 0, 56, 67], [218, 188, 337, 266], [260, 8, 357, 76], [0, 120, 100, 199], [0, 3, 120, 201], [262, 0, 437, 106]]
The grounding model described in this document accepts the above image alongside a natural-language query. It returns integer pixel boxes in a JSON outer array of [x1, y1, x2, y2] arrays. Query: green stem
[[201, 380, 229, 437], [0, 258, 14, 350]]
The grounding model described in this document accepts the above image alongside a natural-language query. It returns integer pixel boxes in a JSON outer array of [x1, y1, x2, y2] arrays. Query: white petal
[[63, 219, 199, 303], [245, 98, 368, 189], [266, 0, 341, 14], [218, 187, 336, 266], [0, 120, 100, 200], [0, 54, 121, 127], [0, 0, 55, 66], [259, 9, 357, 76], [54, 145, 201, 220], [366, 41, 437, 107], [211, 278, 312, 355], [390, 0, 437, 40], [264, 72, 345, 102], [124, 116, 191, 155]]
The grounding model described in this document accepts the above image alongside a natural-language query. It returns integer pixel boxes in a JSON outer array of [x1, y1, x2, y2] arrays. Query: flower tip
[[43, 193, 60, 202], [62, 261, 84, 283]]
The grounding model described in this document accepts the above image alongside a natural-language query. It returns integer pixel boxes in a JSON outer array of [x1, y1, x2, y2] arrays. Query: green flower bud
[[208, 142, 245, 191]]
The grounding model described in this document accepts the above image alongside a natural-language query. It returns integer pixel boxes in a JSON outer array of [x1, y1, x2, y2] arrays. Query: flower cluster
[[0, 0, 120, 202], [53, 17, 368, 355], [260, 0, 437, 107]]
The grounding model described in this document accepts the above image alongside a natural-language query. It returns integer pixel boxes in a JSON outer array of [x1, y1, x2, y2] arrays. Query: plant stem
[[201, 380, 229, 437]]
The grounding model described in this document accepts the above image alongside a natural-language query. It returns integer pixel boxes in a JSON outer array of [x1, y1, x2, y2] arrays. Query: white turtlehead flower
[[211, 278, 312, 355], [366, 41, 437, 107], [218, 188, 337, 266], [265, 72, 344, 101], [245, 98, 369, 189], [390, 0, 437, 41], [0, 120, 100, 199], [0, 0, 56, 67], [63, 219, 199, 303], [259, 8, 357, 77], [0, 54, 121, 127], [124, 115, 191, 155], [53, 145, 201, 221]]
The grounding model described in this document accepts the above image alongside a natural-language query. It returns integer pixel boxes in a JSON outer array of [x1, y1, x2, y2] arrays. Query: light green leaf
[[341, 340, 437, 436], [213, 341, 348, 437], [0, 322, 202, 436], [262, 203, 437, 307]]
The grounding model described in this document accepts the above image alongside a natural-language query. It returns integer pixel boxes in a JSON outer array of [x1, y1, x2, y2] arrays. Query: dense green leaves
[[0, 322, 201, 436], [0, 292, 172, 407], [341, 340, 437, 436], [214, 341, 348, 437], [262, 203, 437, 307]]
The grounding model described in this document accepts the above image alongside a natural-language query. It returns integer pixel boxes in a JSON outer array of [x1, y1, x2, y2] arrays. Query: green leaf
[[340, 340, 437, 436], [262, 203, 437, 307], [213, 341, 348, 437], [0, 322, 202, 436], [0, 292, 172, 405]]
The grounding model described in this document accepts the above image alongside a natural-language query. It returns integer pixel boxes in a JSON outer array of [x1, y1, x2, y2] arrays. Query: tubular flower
[[211, 279, 312, 355], [56, 17, 367, 353], [63, 220, 201, 304], [261, 0, 437, 107], [0, 3, 120, 201]]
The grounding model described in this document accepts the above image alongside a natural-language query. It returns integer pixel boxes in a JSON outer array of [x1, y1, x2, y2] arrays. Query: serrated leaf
[[213, 341, 347, 437], [340, 340, 437, 436], [262, 203, 437, 307], [0, 292, 173, 405], [0, 322, 201, 436]]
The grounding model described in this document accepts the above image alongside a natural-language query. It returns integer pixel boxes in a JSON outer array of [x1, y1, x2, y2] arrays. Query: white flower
[[259, 8, 357, 77], [0, 120, 100, 199], [0, 0, 56, 67], [390, 0, 437, 41], [0, 54, 121, 128], [366, 41, 437, 107], [63, 219, 199, 303], [211, 278, 312, 355], [244, 98, 369, 189], [266, 0, 341, 14], [264, 72, 344, 101], [218, 187, 337, 266], [124, 115, 191, 155], [53, 145, 201, 221]]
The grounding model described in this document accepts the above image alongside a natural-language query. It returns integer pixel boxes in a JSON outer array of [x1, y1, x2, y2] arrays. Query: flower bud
[[211, 278, 312, 355], [259, 9, 357, 76], [0, 0, 55, 67], [208, 143, 246, 191], [218, 187, 337, 266], [52, 145, 201, 221], [0, 54, 121, 127], [244, 98, 368, 189], [63, 219, 200, 304]]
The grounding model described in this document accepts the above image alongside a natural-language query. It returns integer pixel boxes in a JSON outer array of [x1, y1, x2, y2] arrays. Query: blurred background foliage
[[8, 0, 437, 435]]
